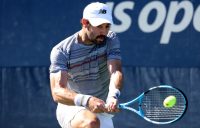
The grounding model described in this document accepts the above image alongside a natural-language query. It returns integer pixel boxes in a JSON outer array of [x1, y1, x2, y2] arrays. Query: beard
[[93, 35, 107, 44]]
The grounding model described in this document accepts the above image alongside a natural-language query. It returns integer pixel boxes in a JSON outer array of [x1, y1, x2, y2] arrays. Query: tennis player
[[49, 2, 123, 128]]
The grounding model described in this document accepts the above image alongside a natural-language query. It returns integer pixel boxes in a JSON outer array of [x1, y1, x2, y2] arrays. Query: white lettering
[[161, 1, 194, 44], [108, 1, 199, 44], [139, 1, 166, 32], [193, 5, 200, 32], [107, 1, 134, 33]]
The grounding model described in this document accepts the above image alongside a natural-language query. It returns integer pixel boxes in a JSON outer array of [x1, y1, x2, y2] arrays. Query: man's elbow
[[51, 93, 59, 103], [51, 88, 63, 103]]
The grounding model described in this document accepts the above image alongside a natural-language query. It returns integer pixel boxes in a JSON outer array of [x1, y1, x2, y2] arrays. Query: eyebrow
[[97, 23, 111, 27]]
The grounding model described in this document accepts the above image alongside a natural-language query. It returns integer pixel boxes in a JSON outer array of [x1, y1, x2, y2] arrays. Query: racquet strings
[[141, 87, 187, 123]]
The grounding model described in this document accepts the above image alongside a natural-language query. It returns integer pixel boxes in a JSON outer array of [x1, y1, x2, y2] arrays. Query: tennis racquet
[[118, 85, 187, 124]]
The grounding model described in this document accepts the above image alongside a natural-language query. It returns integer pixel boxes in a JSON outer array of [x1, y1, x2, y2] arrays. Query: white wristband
[[74, 94, 91, 107], [107, 88, 121, 99]]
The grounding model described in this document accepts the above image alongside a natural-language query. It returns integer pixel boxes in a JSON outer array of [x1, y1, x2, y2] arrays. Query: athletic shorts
[[56, 103, 114, 128]]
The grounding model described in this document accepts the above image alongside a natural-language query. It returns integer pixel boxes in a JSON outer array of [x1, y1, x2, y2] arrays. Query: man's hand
[[87, 97, 107, 113], [106, 97, 120, 113]]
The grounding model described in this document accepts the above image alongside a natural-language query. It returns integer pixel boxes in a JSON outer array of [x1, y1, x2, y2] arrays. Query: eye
[[106, 24, 111, 29], [96, 23, 111, 30], [97, 25, 103, 29]]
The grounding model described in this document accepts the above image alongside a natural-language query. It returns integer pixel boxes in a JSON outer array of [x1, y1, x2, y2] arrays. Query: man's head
[[80, 2, 113, 44], [83, 2, 113, 27]]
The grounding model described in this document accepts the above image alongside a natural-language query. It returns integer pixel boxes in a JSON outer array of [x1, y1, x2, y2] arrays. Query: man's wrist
[[107, 88, 121, 99], [74, 94, 91, 107]]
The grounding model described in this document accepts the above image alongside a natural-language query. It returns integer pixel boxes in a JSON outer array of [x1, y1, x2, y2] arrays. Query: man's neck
[[78, 30, 93, 45]]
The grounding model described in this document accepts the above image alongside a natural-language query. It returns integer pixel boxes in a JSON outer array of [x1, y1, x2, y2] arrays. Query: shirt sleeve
[[107, 31, 121, 60], [49, 46, 68, 73]]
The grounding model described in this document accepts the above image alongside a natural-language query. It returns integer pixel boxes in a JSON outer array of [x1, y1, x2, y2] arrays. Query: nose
[[100, 29, 106, 35]]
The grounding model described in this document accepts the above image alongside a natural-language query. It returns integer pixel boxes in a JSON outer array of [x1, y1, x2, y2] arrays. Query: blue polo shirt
[[50, 31, 121, 101]]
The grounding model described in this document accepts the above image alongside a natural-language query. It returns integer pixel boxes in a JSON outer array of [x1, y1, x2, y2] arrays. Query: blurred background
[[1, 0, 200, 127]]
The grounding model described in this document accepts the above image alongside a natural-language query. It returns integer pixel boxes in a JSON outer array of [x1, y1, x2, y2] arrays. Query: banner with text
[[0, 0, 199, 67]]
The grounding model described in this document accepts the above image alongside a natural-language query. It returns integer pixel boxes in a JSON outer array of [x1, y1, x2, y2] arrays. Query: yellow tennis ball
[[163, 95, 177, 108]]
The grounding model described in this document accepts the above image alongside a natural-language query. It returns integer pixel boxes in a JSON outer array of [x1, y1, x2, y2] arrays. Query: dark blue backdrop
[[1, 0, 200, 67], [1, 0, 200, 128]]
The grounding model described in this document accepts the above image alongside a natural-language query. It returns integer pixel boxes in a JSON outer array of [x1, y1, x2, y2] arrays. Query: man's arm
[[50, 70, 108, 113], [107, 59, 123, 90], [106, 59, 123, 112], [50, 70, 76, 105]]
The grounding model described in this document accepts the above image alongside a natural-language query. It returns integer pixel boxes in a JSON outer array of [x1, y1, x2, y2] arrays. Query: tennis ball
[[163, 95, 176, 108]]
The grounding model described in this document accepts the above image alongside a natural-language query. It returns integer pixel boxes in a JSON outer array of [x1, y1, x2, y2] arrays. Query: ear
[[81, 19, 89, 26]]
